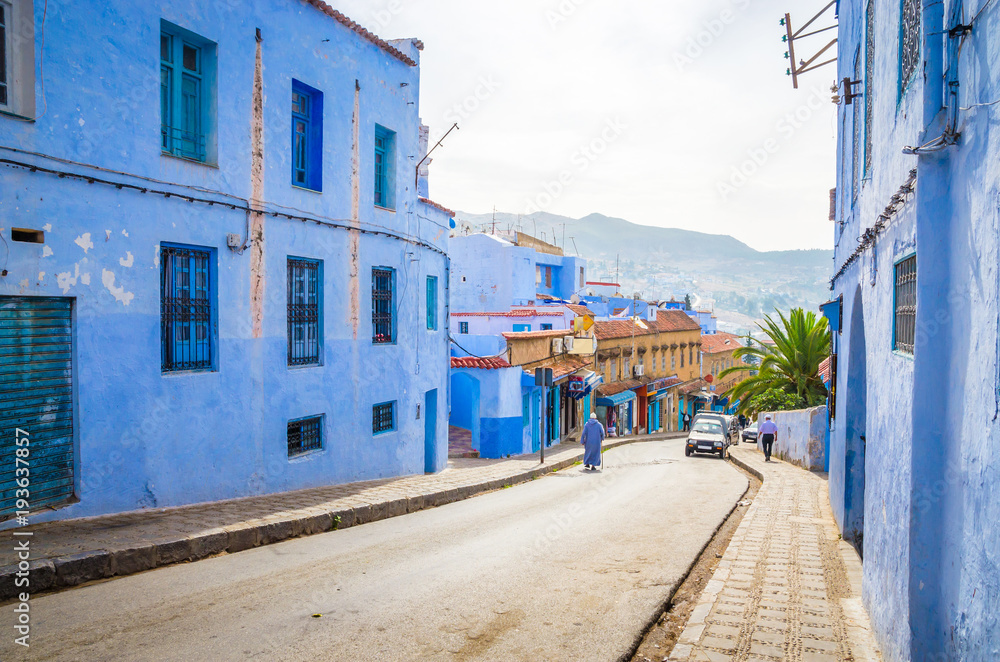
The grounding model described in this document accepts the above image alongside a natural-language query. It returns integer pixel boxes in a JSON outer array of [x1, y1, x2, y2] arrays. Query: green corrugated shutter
[[0, 297, 74, 517]]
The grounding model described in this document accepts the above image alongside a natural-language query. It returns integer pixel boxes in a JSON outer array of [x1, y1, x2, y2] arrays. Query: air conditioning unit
[[563, 336, 574, 352], [551, 337, 564, 354], [633, 364, 644, 377]]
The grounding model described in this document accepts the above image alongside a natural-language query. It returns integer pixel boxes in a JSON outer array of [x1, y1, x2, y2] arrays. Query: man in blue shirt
[[758, 414, 778, 462]]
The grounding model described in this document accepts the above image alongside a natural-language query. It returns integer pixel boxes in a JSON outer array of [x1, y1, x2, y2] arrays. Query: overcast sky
[[336, 0, 839, 252]]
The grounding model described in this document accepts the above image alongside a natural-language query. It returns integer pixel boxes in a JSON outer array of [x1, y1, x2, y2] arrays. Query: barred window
[[893, 255, 916, 354], [288, 258, 321, 366], [373, 401, 396, 434], [900, 0, 920, 93], [372, 267, 394, 344], [161, 245, 213, 372], [459, 321, 469, 334], [288, 415, 323, 457], [864, 0, 875, 175]]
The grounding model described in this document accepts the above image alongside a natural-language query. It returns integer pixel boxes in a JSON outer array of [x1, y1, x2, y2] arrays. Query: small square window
[[373, 401, 396, 434], [540, 323, 553, 331], [288, 415, 323, 457], [459, 321, 469, 334]]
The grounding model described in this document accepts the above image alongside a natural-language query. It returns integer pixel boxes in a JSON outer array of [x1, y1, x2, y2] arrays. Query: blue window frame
[[893, 254, 916, 354], [373, 401, 396, 434], [161, 21, 215, 163], [291, 80, 323, 191], [288, 415, 323, 457], [426, 276, 438, 330], [287, 257, 322, 366], [459, 321, 469, 334], [513, 324, 531, 332], [372, 267, 394, 344], [161, 244, 214, 372], [540, 323, 553, 331], [374, 124, 396, 209]]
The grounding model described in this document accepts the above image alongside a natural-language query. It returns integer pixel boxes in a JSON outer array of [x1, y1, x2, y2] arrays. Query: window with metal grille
[[864, 0, 875, 175], [372, 267, 394, 344], [459, 321, 469, 334], [287, 258, 321, 365], [161, 21, 215, 163], [899, 0, 920, 94], [893, 254, 916, 354], [852, 48, 861, 200], [288, 415, 323, 456], [373, 401, 395, 434], [426, 276, 437, 330], [374, 125, 396, 209], [0, 2, 8, 107], [161, 245, 213, 372]]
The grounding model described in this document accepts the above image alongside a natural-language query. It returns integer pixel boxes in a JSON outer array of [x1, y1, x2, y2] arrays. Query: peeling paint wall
[[0, 0, 451, 525], [831, 1, 1000, 659]]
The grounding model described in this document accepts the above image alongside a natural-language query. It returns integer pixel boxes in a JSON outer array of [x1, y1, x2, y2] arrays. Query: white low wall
[[756, 405, 828, 471]]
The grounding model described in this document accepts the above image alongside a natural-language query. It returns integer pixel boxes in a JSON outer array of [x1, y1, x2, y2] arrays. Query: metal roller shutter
[[0, 297, 75, 517]]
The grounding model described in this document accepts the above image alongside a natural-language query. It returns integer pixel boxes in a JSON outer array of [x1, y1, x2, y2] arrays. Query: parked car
[[742, 424, 759, 443], [685, 420, 729, 459], [692, 413, 735, 445]]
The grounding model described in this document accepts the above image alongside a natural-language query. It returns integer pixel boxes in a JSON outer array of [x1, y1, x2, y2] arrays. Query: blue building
[[825, 0, 1000, 658], [449, 232, 587, 311], [0, 0, 454, 524]]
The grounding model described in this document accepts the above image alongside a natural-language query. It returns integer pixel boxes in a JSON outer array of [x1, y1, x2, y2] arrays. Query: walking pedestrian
[[580, 413, 606, 470], [759, 414, 778, 462], [682, 412, 691, 432]]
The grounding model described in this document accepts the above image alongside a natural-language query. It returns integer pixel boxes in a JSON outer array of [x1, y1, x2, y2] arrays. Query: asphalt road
[[4, 438, 747, 662]]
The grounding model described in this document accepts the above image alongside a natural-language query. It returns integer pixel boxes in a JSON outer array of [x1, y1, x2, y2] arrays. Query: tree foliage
[[718, 308, 830, 418]]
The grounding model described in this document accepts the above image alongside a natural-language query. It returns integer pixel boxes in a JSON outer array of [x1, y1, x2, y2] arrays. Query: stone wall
[[757, 406, 828, 472]]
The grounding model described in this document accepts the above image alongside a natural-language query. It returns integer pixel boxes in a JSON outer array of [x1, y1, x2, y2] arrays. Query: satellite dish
[[570, 294, 580, 304]]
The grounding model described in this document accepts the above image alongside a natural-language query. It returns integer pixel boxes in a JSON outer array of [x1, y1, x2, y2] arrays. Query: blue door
[[424, 389, 437, 473], [1, 297, 75, 516], [531, 391, 540, 452]]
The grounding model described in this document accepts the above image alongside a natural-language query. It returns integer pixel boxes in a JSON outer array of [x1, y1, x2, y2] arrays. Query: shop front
[[596, 388, 636, 437], [641, 376, 681, 434]]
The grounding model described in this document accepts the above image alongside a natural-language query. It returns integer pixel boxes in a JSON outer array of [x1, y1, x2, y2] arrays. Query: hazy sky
[[335, 0, 839, 251]]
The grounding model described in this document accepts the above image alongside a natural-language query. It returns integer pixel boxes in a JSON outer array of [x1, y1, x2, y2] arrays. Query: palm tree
[[718, 308, 831, 417]]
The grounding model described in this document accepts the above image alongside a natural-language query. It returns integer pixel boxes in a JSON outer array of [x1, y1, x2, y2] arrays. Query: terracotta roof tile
[[567, 304, 592, 316], [451, 356, 512, 370], [593, 319, 645, 340], [418, 197, 456, 217], [678, 378, 710, 395], [527, 356, 592, 380], [700, 332, 744, 355], [653, 310, 702, 333], [502, 329, 569, 340], [596, 379, 642, 396], [303, 0, 418, 66], [818, 356, 832, 383]]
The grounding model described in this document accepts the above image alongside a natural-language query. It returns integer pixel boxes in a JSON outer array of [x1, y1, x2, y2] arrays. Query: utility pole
[[490, 206, 498, 235]]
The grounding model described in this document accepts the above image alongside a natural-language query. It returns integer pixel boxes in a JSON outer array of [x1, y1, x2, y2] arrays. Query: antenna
[[490, 206, 498, 235]]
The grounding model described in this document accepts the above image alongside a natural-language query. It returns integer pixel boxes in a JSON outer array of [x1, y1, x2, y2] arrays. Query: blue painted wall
[[449, 233, 587, 311], [449, 366, 524, 458], [0, 0, 452, 523], [830, 1, 1000, 659]]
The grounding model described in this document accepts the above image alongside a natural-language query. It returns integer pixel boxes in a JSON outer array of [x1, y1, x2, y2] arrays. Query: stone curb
[[727, 449, 764, 482], [0, 434, 667, 601]]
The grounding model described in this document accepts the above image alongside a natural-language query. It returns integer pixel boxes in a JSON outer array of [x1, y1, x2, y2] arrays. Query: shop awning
[[597, 390, 637, 407], [568, 370, 603, 400]]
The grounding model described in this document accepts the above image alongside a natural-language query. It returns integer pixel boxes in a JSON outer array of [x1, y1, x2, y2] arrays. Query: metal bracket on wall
[[781, 1, 838, 89]]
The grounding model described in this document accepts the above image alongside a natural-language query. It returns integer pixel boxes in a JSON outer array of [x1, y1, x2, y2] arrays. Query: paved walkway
[[0, 432, 683, 601], [668, 443, 881, 662]]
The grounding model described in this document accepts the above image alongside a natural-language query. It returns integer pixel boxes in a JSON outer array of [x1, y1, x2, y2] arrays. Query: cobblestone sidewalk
[[0, 433, 681, 601], [668, 443, 881, 662]]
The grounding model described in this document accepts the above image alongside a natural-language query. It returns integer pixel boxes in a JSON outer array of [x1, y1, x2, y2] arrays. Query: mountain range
[[453, 211, 834, 333]]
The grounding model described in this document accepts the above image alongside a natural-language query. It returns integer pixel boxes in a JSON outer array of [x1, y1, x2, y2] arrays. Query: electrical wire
[[448, 334, 509, 360]]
